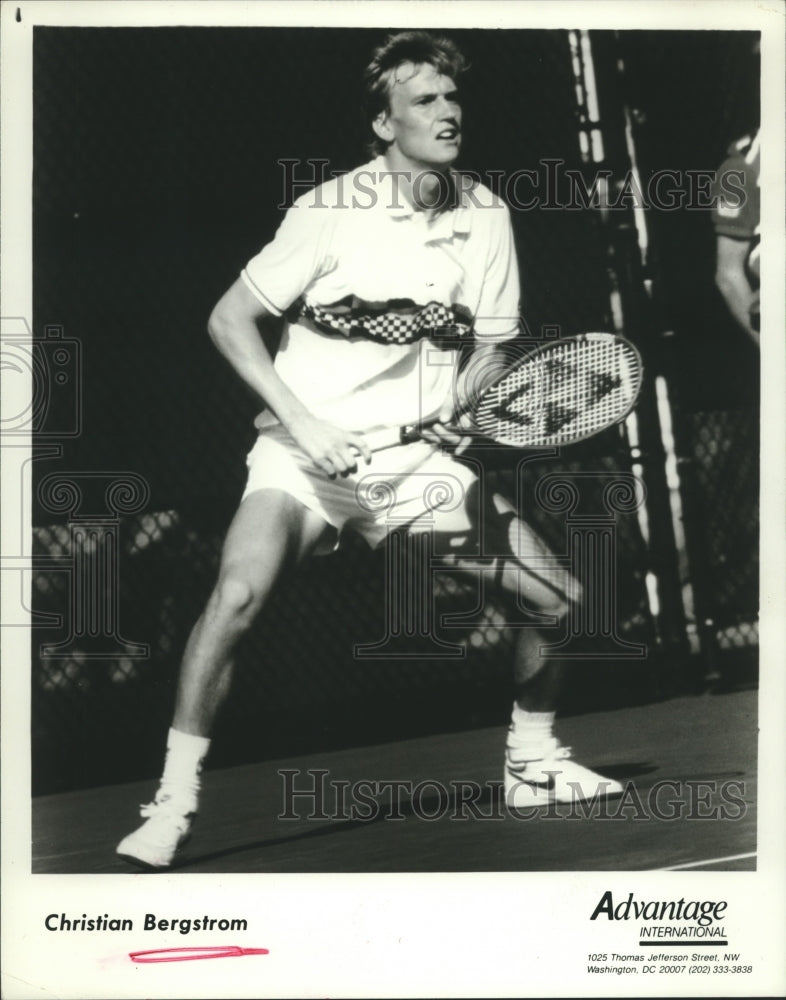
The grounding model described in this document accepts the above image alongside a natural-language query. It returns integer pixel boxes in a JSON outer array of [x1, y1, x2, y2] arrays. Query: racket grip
[[364, 423, 423, 453]]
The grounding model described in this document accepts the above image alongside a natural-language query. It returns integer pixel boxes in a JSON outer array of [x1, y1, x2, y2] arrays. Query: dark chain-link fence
[[30, 27, 758, 793], [683, 407, 759, 652]]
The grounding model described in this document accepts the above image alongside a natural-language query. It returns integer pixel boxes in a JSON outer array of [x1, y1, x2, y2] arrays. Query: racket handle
[[364, 424, 421, 452], [399, 423, 421, 444], [366, 420, 471, 452]]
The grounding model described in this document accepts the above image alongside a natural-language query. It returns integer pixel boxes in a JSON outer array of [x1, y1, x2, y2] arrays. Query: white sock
[[507, 705, 556, 761], [157, 727, 210, 812]]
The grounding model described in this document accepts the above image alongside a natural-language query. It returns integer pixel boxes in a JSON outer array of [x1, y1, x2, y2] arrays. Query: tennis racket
[[364, 332, 643, 451]]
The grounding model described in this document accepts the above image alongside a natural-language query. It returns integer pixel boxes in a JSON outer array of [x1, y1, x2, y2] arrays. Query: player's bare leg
[[173, 491, 330, 736], [433, 488, 622, 806], [116, 489, 332, 868]]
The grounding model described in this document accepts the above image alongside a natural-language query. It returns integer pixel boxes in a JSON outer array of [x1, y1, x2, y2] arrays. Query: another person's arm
[[712, 138, 760, 348], [714, 235, 760, 347]]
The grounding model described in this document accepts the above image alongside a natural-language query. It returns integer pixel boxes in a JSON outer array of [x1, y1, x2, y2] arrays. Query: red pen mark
[[129, 946, 269, 964]]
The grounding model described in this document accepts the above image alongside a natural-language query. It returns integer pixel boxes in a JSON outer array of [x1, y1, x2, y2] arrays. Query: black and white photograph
[[2, 1, 784, 997]]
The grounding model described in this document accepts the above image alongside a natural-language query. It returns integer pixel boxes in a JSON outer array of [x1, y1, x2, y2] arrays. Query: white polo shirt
[[241, 156, 520, 433]]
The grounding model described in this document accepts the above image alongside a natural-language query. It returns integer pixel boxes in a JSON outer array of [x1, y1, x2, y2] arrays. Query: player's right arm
[[207, 278, 371, 476]]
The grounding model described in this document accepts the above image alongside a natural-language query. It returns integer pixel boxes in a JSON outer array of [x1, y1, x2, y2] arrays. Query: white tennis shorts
[[242, 424, 478, 551]]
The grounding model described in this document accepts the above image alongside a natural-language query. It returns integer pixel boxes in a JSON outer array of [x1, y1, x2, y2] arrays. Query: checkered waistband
[[296, 296, 474, 345]]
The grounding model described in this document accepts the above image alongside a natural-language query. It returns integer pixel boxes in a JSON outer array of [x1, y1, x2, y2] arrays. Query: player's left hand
[[419, 402, 474, 455]]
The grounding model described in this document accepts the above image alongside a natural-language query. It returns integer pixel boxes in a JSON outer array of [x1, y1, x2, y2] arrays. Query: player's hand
[[286, 413, 372, 478], [419, 401, 474, 456]]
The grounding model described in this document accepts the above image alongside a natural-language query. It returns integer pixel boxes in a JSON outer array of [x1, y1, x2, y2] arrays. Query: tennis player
[[117, 31, 622, 869]]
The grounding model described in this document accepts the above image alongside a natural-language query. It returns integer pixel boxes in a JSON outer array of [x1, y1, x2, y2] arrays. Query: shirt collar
[[366, 156, 473, 237]]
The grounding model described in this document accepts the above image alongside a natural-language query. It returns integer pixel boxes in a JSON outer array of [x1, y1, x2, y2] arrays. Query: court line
[[658, 851, 757, 871]]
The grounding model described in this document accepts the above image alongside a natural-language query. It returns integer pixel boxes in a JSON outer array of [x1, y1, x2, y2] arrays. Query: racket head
[[472, 333, 643, 448]]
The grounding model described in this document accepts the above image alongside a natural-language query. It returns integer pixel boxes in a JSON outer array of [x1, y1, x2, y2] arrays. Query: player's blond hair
[[363, 31, 468, 156]]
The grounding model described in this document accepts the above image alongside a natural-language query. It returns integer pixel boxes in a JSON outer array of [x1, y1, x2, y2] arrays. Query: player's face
[[375, 62, 462, 170]]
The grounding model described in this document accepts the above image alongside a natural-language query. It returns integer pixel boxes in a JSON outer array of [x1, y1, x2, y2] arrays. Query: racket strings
[[475, 337, 640, 447]]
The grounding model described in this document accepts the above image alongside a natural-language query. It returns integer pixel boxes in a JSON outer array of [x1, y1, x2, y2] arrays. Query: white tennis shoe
[[116, 794, 194, 869], [504, 738, 624, 808]]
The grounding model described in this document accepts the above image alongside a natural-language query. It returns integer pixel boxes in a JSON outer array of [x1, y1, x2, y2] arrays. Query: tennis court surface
[[33, 688, 756, 874]]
